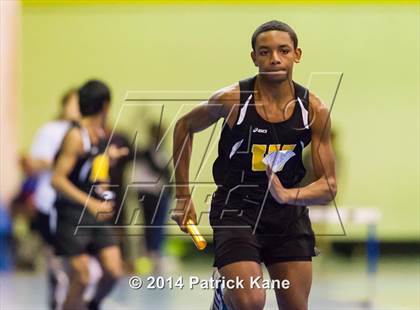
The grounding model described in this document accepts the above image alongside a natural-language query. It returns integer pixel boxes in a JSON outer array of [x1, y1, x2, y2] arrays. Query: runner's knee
[[227, 289, 265, 310], [70, 258, 90, 286]]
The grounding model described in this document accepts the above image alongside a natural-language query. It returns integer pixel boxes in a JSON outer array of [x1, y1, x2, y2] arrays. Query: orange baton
[[186, 219, 207, 250]]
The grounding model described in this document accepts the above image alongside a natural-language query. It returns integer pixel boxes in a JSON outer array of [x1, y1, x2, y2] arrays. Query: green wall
[[20, 3, 419, 240]]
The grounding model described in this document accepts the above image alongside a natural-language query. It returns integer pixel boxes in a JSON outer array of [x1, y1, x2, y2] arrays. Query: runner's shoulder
[[308, 92, 328, 115], [208, 83, 240, 121], [61, 126, 84, 153], [209, 83, 240, 107]]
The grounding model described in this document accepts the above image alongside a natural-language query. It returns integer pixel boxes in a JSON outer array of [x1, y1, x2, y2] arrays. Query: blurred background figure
[[51, 80, 127, 310], [8, 172, 38, 270], [105, 126, 132, 262], [0, 200, 13, 272], [133, 122, 172, 275], [17, 88, 80, 309]]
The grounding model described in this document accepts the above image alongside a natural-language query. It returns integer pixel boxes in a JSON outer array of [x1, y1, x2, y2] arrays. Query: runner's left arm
[[267, 94, 337, 206]]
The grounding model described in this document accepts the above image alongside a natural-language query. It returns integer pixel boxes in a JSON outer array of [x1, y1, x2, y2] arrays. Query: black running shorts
[[54, 205, 118, 257], [210, 190, 317, 268]]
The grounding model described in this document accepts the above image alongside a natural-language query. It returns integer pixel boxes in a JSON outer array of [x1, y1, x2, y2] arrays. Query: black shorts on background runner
[[54, 204, 117, 257], [32, 211, 54, 246]]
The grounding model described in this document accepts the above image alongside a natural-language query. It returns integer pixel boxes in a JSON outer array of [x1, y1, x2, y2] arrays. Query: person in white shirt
[[26, 89, 80, 224], [21, 89, 81, 309]]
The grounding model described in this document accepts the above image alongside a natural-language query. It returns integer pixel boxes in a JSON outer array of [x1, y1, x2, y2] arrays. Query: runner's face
[[251, 30, 301, 83]]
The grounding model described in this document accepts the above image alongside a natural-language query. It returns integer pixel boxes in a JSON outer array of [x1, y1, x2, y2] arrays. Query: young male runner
[[52, 80, 126, 310], [172, 20, 337, 310]]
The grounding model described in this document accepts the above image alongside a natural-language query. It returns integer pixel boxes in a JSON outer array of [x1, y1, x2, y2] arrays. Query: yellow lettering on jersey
[[281, 144, 296, 151], [90, 154, 110, 182], [251, 144, 267, 171], [251, 144, 296, 171], [268, 144, 281, 153]]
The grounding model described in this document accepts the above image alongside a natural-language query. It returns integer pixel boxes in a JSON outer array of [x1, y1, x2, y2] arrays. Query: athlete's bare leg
[[267, 261, 312, 310], [219, 261, 265, 310], [88, 246, 123, 308], [62, 254, 90, 310]]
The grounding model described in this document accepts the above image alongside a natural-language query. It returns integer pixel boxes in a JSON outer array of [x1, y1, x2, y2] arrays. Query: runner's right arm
[[51, 128, 114, 218], [171, 84, 239, 232]]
